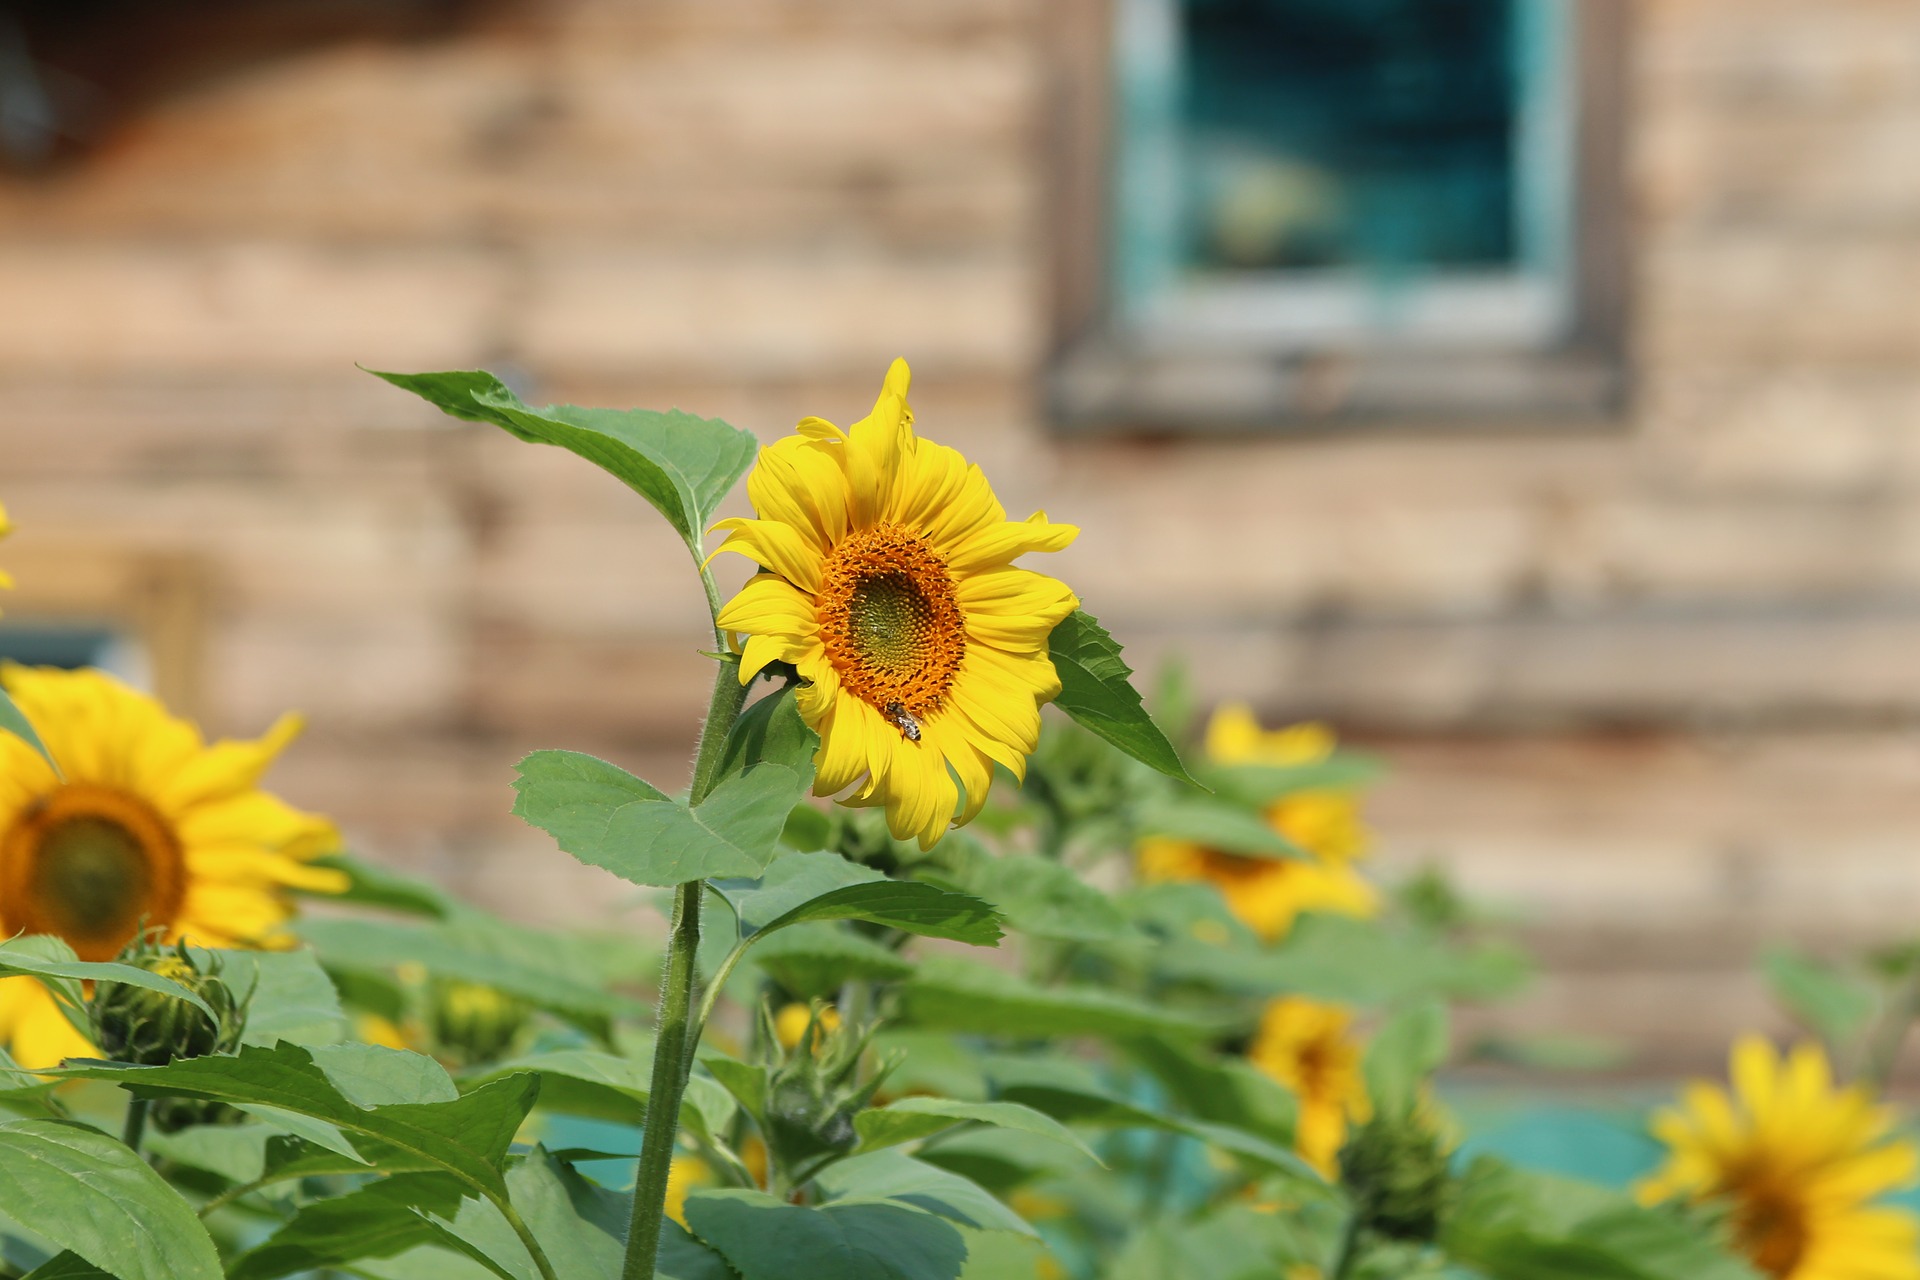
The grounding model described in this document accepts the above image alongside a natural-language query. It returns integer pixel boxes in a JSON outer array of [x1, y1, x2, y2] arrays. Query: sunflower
[[1638, 1036, 1920, 1280], [712, 359, 1079, 849], [0, 665, 345, 1067], [1137, 705, 1377, 941], [0, 499, 12, 593], [1250, 995, 1372, 1177]]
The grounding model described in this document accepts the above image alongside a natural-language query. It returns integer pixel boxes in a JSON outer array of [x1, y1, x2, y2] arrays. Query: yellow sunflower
[[0, 499, 13, 593], [713, 359, 1079, 849], [1137, 705, 1377, 941], [1638, 1036, 1920, 1280], [0, 665, 345, 1067], [1250, 995, 1372, 1177]]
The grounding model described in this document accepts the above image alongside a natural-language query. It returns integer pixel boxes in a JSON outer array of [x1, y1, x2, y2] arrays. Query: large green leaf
[[712, 851, 885, 934], [1134, 794, 1305, 860], [0, 688, 54, 770], [428, 1150, 629, 1280], [854, 1097, 1097, 1164], [299, 916, 642, 1039], [227, 1172, 470, 1280], [370, 369, 755, 553], [20, 1255, 115, 1280], [215, 948, 348, 1047], [513, 749, 800, 886], [815, 1150, 1034, 1237], [899, 955, 1222, 1040], [1148, 912, 1530, 1006], [659, 1221, 741, 1280], [685, 1189, 968, 1280], [944, 853, 1139, 944], [1046, 610, 1198, 786], [0, 937, 216, 1029], [301, 853, 458, 918], [0, 1119, 222, 1280], [750, 925, 917, 1000], [1363, 1000, 1448, 1120], [466, 1049, 735, 1141], [57, 1042, 536, 1199], [756, 882, 1001, 947]]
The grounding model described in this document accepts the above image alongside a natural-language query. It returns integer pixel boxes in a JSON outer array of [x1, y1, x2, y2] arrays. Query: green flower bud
[[761, 1001, 888, 1175], [427, 979, 527, 1066], [89, 936, 248, 1133], [1339, 1111, 1455, 1244], [89, 937, 244, 1068]]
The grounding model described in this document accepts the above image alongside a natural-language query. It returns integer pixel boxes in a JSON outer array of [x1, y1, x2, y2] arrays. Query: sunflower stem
[[622, 654, 749, 1280], [121, 1096, 148, 1154]]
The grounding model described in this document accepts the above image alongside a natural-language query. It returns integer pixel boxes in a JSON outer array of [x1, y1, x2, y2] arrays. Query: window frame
[[1043, 0, 1630, 432]]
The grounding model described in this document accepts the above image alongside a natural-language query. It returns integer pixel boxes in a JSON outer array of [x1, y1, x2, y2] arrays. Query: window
[[1047, 0, 1626, 429]]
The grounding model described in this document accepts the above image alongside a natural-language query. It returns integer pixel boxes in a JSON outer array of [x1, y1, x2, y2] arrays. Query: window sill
[[1047, 336, 1626, 435]]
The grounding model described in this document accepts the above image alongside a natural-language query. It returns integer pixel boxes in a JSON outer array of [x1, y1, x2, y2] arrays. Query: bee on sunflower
[[0, 665, 345, 1067], [1638, 1036, 1920, 1280], [1137, 704, 1377, 941], [712, 358, 1080, 849]]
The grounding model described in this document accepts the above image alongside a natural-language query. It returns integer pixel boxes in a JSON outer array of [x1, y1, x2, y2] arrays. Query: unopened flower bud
[[428, 979, 527, 1065], [1339, 1112, 1454, 1243]]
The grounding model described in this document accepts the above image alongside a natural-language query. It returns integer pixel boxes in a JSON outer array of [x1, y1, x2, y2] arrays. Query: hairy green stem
[[121, 1096, 148, 1154], [622, 653, 750, 1279]]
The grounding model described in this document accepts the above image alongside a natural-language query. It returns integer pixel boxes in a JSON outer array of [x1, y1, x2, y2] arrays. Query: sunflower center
[[0, 783, 186, 961], [817, 523, 966, 735], [1729, 1179, 1809, 1278]]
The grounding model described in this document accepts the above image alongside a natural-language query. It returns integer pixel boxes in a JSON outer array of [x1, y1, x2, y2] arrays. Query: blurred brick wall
[[2, 0, 1918, 1071]]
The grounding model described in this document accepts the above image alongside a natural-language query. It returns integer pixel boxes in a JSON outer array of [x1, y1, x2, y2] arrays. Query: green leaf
[[0, 688, 54, 770], [0, 936, 216, 1029], [0, 1118, 222, 1280], [1764, 947, 1877, 1048], [1046, 610, 1199, 786], [757, 882, 1001, 947], [712, 851, 886, 935], [299, 916, 644, 1039], [56, 1042, 537, 1199], [1151, 912, 1529, 1006], [854, 1097, 1098, 1164], [717, 682, 821, 790], [302, 853, 457, 918], [429, 1149, 629, 1280], [370, 369, 756, 553], [227, 1172, 470, 1280], [1568, 1206, 1761, 1280], [939, 853, 1138, 944], [899, 955, 1222, 1040], [1123, 1038, 1298, 1147], [659, 1221, 740, 1280], [686, 1189, 969, 1280], [214, 948, 347, 1047], [1206, 756, 1383, 805], [513, 749, 800, 887], [1134, 794, 1305, 860], [750, 925, 916, 1001], [815, 1149, 1034, 1237], [1364, 1001, 1449, 1120], [466, 1049, 735, 1140], [20, 1254, 115, 1280]]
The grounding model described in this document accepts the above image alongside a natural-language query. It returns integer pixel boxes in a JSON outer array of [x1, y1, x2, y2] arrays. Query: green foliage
[[1763, 946, 1877, 1049], [684, 1190, 969, 1280], [369, 368, 756, 557], [0, 1120, 223, 1280], [0, 686, 53, 769], [1047, 610, 1201, 786]]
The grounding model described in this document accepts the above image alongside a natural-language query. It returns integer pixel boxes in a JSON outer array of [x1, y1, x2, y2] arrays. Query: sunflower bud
[[762, 1001, 887, 1174], [1339, 1112, 1454, 1243], [427, 979, 527, 1065], [90, 937, 244, 1068], [91, 936, 248, 1133]]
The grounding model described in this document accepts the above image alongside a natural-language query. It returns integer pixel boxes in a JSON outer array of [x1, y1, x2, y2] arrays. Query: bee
[[882, 702, 922, 742]]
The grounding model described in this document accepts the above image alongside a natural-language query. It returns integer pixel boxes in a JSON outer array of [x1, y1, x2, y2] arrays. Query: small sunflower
[[713, 359, 1079, 849], [0, 666, 345, 1067], [1250, 996, 1372, 1177], [1638, 1036, 1920, 1280], [1137, 705, 1376, 941]]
